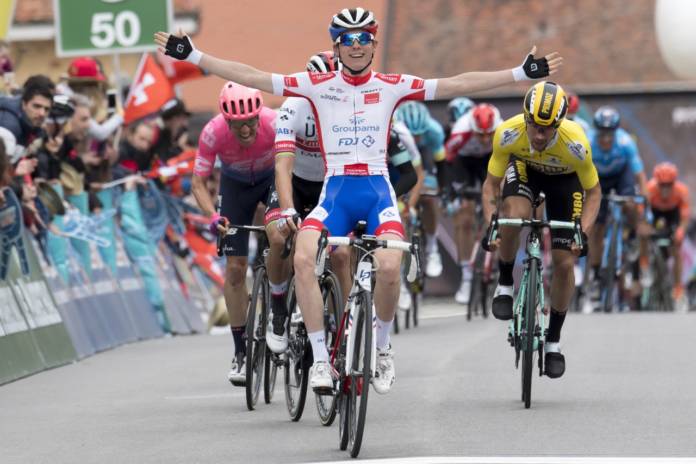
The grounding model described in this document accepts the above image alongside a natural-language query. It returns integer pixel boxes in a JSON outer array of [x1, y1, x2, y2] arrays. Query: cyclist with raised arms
[[394, 101, 448, 278], [191, 82, 282, 385], [156, 6, 562, 393], [587, 106, 648, 293], [482, 82, 600, 379], [445, 103, 503, 304], [646, 162, 690, 303]]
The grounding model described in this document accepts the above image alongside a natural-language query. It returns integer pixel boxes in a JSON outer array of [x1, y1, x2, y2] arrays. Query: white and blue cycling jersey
[[590, 128, 643, 178]]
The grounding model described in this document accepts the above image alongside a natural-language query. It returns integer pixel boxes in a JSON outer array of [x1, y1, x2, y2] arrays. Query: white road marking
[[309, 457, 696, 464], [164, 392, 244, 400]]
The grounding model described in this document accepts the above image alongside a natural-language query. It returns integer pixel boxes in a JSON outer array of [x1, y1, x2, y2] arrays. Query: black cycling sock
[[271, 294, 288, 319], [498, 260, 515, 286], [231, 325, 246, 355], [546, 308, 566, 343], [592, 265, 600, 281]]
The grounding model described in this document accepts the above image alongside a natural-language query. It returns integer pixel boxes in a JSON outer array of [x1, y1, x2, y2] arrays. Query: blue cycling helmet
[[593, 106, 620, 130], [447, 97, 475, 123], [395, 101, 430, 135], [329, 8, 378, 42]]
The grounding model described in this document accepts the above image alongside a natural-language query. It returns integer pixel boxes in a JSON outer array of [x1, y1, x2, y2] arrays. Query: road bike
[[485, 202, 582, 409], [315, 221, 420, 457]]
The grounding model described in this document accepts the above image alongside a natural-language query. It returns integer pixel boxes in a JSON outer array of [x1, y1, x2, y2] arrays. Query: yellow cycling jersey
[[488, 114, 599, 190]]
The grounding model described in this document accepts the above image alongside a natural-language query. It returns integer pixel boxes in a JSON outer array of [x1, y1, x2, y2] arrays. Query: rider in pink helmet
[[218, 81, 263, 120]]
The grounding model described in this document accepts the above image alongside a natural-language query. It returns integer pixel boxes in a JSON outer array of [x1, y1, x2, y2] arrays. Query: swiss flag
[[156, 51, 206, 85], [123, 54, 175, 125]]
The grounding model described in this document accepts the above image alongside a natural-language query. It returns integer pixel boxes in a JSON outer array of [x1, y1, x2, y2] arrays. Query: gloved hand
[[209, 213, 228, 235], [512, 46, 552, 81], [163, 33, 202, 65]]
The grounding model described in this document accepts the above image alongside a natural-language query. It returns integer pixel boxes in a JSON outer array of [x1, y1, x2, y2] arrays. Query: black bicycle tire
[[522, 261, 537, 409], [411, 288, 419, 328], [348, 291, 372, 458], [317, 272, 343, 426], [284, 277, 309, 421], [338, 334, 350, 450], [263, 279, 278, 404], [245, 266, 267, 411], [655, 249, 674, 312]]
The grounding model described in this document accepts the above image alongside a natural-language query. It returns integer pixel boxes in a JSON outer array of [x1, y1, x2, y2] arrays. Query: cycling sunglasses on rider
[[335, 31, 375, 47], [525, 114, 560, 130], [228, 115, 259, 130]]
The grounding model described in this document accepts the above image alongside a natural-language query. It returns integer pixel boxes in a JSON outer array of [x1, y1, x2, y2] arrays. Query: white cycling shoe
[[227, 353, 246, 386], [372, 346, 396, 395], [425, 251, 443, 278], [266, 322, 288, 354], [398, 280, 411, 311], [455, 279, 472, 305], [309, 360, 336, 392]]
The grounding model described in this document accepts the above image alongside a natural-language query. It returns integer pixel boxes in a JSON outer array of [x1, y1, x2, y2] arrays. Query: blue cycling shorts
[[302, 175, 404, 238]]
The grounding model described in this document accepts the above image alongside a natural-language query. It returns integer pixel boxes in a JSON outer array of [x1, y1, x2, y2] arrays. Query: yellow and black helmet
[[523, 81, 568, 127]]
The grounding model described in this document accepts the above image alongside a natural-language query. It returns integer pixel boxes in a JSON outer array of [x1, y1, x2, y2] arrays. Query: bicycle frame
[[491, 218, 579, 356], [318, 229, 420, 385]]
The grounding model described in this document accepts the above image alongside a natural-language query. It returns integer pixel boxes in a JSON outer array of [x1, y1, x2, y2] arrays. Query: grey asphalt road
[[2, 302, 696, 464]]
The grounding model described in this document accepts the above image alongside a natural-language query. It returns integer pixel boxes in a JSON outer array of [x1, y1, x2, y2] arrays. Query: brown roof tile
[[14, 0, 198, 24], [382, 0, 688, 92]]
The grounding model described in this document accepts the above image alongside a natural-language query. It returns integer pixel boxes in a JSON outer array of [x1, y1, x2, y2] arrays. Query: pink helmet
[[218, 82, 263, 120]]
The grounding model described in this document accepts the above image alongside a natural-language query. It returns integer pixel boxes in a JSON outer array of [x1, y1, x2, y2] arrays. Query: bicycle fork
[[344, 260, 377, 390]]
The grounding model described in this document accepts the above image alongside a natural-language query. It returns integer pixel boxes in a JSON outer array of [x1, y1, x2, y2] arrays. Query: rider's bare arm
[[408, 163, 425, 210], [154, 31, 274, 93], [199, 54, 274, 93], [434, 47, 562, 100], [581, 182, 602, 235], [191, 174, 216, 217], [275, 154, 295, 211], [482, 173, 503, 225]]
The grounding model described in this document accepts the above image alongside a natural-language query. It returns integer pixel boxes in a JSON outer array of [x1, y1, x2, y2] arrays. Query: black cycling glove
[[513, 52, 550, 81], [164, 35, 202, 64]]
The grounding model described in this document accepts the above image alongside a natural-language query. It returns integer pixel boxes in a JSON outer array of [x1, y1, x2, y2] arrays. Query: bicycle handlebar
[[315, 229, 421, 282], [485, 214, 585, 252], [605, 193, 645, 204], [215, 224, 267, 257]]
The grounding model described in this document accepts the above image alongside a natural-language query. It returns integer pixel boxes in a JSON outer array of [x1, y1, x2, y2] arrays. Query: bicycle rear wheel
[[348, 291, 372, 458], [246, 267, 268, 410], [411, 289, 419, 328], [521, 262, 538, 409], [284, 278, 309, 421], [317, 272, 343, 426]]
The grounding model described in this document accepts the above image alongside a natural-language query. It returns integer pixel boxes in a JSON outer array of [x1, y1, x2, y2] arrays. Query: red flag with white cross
[[123, 54, 175, 125]]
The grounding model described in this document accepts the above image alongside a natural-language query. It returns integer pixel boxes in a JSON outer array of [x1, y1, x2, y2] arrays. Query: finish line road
[[2, 303, 695, 463]]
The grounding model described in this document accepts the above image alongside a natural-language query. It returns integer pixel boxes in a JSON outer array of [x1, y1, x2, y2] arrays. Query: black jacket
[[0, 96, 42, 147]]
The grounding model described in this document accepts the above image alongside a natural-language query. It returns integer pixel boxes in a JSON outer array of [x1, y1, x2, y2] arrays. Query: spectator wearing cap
[[58, 57, 123, 142], [152, 98, 191, 163], [0, 74, 53, 149]]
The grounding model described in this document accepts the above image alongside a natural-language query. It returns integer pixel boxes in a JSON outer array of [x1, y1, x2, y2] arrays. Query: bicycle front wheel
[[521, 261, 538, 409], [316, 272, 343, 426], [246, 266, 268, 410], [284, 278, 309, 421], [348, 291, 372, 458]]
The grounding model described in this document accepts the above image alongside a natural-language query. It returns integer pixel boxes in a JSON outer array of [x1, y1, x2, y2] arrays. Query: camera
[[48, 94, 75, 123]]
